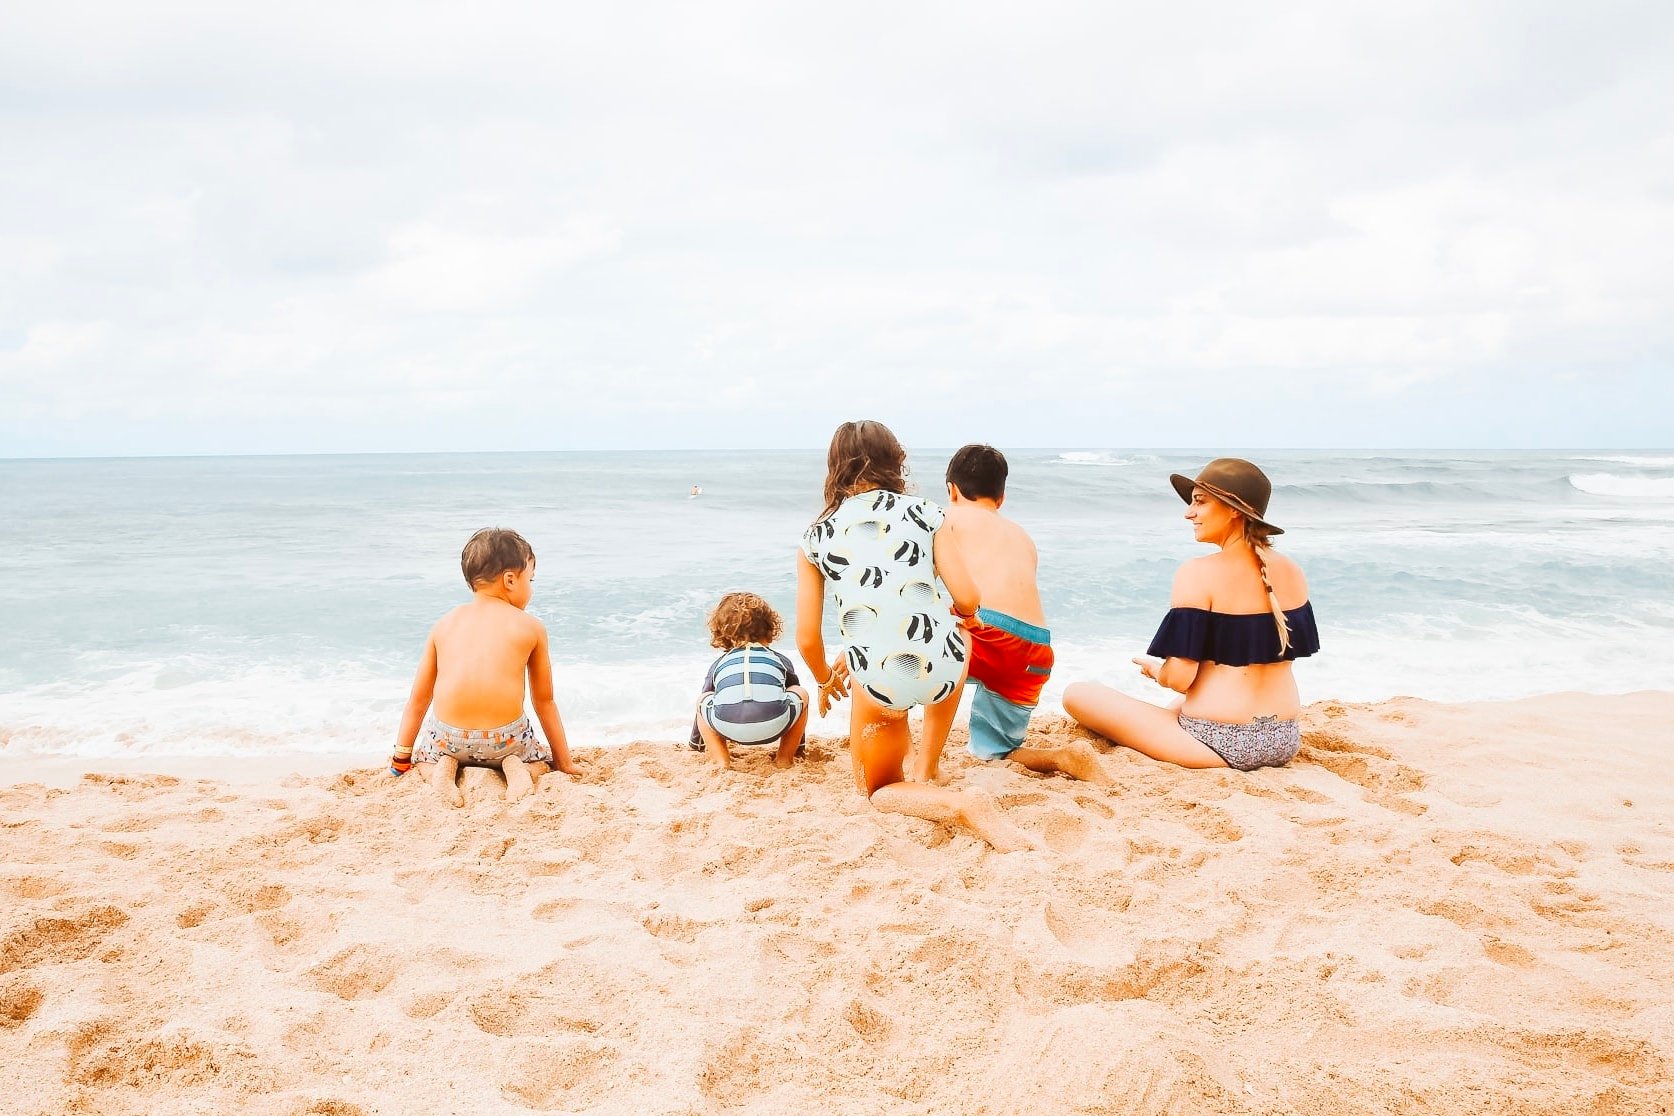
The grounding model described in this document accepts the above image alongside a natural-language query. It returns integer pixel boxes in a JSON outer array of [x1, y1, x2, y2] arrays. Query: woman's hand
[[818, 656, 851, 716], [1132, 655, 1166, 684]]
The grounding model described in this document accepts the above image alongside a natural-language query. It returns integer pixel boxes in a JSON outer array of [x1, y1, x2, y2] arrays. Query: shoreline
[[3, 691, 1671, 1113]]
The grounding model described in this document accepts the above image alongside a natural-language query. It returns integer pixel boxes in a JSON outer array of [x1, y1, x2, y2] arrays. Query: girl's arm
[[930, 523, 981, 619], [528, 623, 579, 776], [795, 552, 828, 681], [392, 634, 438, 773]]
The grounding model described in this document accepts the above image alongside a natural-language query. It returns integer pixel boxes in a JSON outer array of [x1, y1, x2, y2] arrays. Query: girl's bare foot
[[956, 789, 1043, 853], [431, 755, 465, 808], [502, 756, 534, 803]]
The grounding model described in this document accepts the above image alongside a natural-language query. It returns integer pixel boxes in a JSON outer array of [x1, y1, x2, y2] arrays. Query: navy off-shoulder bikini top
[[1147, 601, 1320, 666]]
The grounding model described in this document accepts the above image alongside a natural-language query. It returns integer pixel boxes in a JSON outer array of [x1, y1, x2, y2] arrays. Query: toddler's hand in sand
[[817, 658, 851, 717], [554, 758, 582, 778]]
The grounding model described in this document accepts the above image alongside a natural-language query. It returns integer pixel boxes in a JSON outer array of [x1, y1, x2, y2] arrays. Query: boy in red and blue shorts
[[914, 445, 1115, 786]]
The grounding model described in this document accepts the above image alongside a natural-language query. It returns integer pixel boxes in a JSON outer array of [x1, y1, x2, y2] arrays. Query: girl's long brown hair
[[818, 420, 908, 520]]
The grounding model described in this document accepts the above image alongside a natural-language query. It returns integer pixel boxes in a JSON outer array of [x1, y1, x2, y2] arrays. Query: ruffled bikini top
[[1146, 602, 1320, 666]]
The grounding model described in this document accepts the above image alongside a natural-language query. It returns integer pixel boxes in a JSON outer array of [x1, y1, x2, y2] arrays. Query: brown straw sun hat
[[1169, 458, 1284, 535]]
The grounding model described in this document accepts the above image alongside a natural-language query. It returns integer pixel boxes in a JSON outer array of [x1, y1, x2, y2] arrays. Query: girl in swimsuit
[[796, 420, 1039, 851], [1064, 458, 1320, 770]]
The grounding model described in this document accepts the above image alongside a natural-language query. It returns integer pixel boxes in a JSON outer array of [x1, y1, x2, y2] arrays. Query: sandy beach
[[3, 692, 1672, 1115]]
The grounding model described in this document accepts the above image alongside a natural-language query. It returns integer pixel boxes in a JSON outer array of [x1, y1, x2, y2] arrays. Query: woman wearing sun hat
[[1063, 458, 1319, 770]]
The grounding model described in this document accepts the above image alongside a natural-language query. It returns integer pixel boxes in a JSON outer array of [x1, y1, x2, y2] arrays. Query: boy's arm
[[392, 633, 438, 774], [528, 622, 579, 776], [930, 523, 981, 620]]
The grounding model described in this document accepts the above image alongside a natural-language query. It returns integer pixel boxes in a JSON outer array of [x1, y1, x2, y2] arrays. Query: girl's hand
[[1132, 656, 1165, 683], [818, 657, 851, 716]]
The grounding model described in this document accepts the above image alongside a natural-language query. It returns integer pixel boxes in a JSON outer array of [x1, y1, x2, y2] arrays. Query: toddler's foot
[[431, 755, 465, 808], [503, 756, 534, 803]]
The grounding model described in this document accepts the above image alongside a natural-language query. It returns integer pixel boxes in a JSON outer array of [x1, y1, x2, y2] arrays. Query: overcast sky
[[2, 1, 1671, 456]]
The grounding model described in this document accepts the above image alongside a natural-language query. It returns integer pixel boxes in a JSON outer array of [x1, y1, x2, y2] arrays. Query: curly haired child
[[690, 592, 810, 771]]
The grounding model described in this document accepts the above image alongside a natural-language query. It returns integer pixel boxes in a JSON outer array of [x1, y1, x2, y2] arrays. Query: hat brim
[[1169, 473, 1284, 535]]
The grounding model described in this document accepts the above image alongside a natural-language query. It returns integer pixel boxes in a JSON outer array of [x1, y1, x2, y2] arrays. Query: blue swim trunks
[[965, 609, 1053, 760]]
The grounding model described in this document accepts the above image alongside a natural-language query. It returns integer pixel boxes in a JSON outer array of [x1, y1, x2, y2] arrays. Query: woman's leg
[[851, 688, 1039, 852], [1062, 681, 1228, 769]]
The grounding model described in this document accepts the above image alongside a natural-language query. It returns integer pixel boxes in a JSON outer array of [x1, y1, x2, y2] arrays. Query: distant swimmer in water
[[1063, 459, 1320, 770], [690, 485, 703, 497]]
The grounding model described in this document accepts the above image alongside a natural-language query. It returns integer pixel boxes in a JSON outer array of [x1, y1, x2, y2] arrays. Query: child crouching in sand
[[391, 528, 579, 806], [690, 592, 810, 770]]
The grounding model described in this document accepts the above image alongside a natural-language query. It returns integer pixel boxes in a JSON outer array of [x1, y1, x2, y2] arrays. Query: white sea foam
[[1053, 452, 1160, 467], [7, 620, 1671, 758], [0, 651, 861, 758], [1573, 455, 1674, 467], [1569, 473, 1674, 499]]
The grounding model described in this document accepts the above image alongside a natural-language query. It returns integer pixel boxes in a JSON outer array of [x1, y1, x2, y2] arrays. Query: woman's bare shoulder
[[1261, 548, 1310, 602]]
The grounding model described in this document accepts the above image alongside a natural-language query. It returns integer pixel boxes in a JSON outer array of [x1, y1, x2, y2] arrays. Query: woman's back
[[1177, 548, 1309, 722]]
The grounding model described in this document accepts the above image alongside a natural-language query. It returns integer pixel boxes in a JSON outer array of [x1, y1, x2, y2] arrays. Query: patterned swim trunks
[[1177, 713, 1300, 771], [412, 715, 552, 766]]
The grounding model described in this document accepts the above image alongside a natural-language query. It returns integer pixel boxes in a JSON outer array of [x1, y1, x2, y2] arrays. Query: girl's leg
[[1061, 682, 1227, 769], [430, 754, 465, 807], [912, 631, 970, 783], [849, 687, 911, 795], [852, 688, 1039, 852], [774, 687, 811, 769]]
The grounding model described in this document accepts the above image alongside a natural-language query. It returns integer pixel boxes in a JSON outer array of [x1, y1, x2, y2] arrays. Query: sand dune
[[2, 693, 1672, 1114]]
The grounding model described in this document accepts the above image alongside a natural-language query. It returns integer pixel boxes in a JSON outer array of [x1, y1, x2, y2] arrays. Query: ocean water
[[2, 449, 1672, 758]]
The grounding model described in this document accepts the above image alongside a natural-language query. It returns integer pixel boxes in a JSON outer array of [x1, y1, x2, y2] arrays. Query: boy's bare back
[[430, 598, 542, 728], [943, 502, 1045, 625]]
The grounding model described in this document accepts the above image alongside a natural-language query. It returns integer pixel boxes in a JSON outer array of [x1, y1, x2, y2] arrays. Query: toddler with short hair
[[392, 527, 579, 806]]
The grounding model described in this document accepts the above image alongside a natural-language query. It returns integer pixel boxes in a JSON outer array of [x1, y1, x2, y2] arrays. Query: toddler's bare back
[[430, 599, 540, 728]]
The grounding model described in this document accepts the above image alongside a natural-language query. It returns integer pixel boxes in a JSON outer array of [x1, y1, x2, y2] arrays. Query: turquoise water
[[2, 449, 1672, 756]]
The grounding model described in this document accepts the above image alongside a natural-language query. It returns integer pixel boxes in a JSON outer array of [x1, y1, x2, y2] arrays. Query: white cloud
[[0, 1, 1671, 454]]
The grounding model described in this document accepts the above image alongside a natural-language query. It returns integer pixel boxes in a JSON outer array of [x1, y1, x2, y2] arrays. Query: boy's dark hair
[[461, 528, 534, 588], [946, 444, 1008, 502], [708, 592, 782, 650]]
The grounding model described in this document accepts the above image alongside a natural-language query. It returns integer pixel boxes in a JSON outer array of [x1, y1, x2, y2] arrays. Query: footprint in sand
[[844, 998, 893, 1042], [0, 904, 129, 972], [1, 875, 69, 900], [468, 984, 606, 1039], [176, 900, 217, 929], [1042, 808, 1090, 853], [1303, 731, 1429, 815], [305, 944, 402, 1001], [66, 1018, 253, 1091], [1481, 935, 1537, 968], [0, 979, 44, 1028]]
